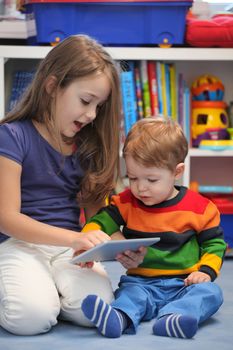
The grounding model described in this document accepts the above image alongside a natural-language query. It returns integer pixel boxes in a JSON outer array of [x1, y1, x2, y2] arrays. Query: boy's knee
[[197, 282, 224, 307], [0, 296, 60, 335], [211, 282, 224, 305]]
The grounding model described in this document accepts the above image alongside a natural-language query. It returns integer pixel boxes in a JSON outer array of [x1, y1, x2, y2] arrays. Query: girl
[[0, 35, 143, 336]]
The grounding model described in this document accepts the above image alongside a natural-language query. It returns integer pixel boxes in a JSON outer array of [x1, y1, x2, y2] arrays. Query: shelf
[[0, 45, 232, 188], [189, 148, 233, 157], [107, 48, 233, 62], [0, 19, 35, 39], [0, 46, 233, 61], [0, 45, 51, 59]]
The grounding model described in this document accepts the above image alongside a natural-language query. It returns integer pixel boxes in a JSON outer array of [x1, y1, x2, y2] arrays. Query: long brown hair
[[1, 35, 121, 206]]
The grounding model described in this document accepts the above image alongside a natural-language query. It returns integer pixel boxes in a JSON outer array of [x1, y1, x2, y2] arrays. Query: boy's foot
[[153, 314, 198, 339], [81, 295, 125, 338]]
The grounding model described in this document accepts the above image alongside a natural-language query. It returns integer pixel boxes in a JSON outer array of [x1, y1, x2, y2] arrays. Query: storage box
[[221, 214, 233, 248], [23, 0, 193, 46], [202, 194, 233, 249]]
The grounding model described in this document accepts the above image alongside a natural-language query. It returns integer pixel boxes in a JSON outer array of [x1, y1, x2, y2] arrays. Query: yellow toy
[[191, 101, 229, 147], [200, 140, 233, 150]]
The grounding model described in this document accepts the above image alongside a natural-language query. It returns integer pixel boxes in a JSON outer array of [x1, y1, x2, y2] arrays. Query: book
[[160, 62, 167, 116], [139, 60, 151, 117], [120, 63, 137, 135], [183, 84, 191, 145], [119, 108, 126, 152], [134, 61, 144, 119], [147, 61, 159, 117], [169, 63, 177, 121], [178, 73, 184, 128], [8, 70, 34, 111], [156, 61, 163, 114], [164, 63, 171, 117]]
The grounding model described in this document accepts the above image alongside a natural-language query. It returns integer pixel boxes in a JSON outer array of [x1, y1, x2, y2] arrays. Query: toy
[[191, 101, 229, 147], [191, 74, 224, 101], [199, 139, 233, 150], [186, 13, 233, 48], [227, 128, 233, 140], [190, 181, 233, 194]]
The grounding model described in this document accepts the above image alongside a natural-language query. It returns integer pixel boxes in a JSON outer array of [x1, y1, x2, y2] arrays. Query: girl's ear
[[45, 75, 57, 96], [175, 163, 185, 180]]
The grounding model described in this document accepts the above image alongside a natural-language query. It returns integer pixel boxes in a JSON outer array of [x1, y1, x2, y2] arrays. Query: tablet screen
[[70, 237, 160, 264]]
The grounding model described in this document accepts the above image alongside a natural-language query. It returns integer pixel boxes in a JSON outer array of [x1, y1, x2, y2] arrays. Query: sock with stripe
[[81, 295, 127, 338], [153, 314, 198, 339]]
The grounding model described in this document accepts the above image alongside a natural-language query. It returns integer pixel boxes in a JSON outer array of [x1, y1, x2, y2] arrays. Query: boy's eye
[[148, 179, 157, 183]]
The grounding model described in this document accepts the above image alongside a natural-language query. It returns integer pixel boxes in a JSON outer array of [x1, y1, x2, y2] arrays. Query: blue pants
[[111, 275, 223, 334]]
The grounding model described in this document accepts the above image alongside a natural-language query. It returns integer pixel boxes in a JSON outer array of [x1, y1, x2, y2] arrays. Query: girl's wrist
[[64, 230, 81, 249]]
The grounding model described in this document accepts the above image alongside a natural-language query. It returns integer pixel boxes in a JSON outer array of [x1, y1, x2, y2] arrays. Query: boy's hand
[[116, 246, 147, 269], [184, 271, 211, 286]]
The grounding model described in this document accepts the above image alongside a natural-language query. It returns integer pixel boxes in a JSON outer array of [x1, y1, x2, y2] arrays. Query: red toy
[[186, 13, 233, 48]]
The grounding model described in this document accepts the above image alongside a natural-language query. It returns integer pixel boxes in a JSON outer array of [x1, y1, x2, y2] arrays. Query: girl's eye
[[129, 178, 137, 182], [81, 99, 90, 105]]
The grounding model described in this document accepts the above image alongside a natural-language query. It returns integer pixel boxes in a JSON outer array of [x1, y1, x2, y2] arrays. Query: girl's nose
[[86, 107, 96, 122]]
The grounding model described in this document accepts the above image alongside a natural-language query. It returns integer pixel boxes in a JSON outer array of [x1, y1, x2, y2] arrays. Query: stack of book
[[8, 70, 34, 111], [120, 60, 191, 145], [8, 64, 191, 146]]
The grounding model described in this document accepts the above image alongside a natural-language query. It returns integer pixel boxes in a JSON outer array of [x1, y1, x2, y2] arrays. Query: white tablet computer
[[70, 237, 160, 264]]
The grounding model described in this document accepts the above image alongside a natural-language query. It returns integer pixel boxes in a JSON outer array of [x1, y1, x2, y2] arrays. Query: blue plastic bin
[[24, 0, 193, 45], [221, 214, 233, 248]]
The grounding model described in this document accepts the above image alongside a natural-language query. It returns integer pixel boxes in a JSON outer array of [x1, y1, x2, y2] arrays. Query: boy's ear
[[175, 163, 185, 180], [45, 75, 57, 96]]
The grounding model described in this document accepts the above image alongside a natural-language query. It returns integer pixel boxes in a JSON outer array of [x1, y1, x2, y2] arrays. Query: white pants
[[0, 238, 114, 335]]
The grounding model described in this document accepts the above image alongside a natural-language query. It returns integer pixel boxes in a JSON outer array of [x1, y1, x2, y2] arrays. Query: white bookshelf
[[1, 45, 233, 60], [1, 46, 233, 187]]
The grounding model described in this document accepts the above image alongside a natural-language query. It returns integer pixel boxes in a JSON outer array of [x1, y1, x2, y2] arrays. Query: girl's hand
[[72, 230, 111, 255], [184, 271, 211, 286], [72, 230, 111, 269], [116, 246, 147, 269], [78, 259, 94, 269]]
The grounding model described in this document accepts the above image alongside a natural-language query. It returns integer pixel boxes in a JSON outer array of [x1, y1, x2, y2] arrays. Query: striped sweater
[[84, 186, 227, 281]]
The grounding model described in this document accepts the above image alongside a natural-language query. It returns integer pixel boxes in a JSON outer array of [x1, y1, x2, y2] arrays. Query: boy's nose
[[138, 182, 146, 192]]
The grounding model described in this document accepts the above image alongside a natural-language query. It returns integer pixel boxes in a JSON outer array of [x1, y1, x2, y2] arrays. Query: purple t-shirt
[[0, 120, 83, 243]]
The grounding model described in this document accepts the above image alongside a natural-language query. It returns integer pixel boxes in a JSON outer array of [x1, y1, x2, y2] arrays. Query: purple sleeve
[[0, 123, 26, 164]]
